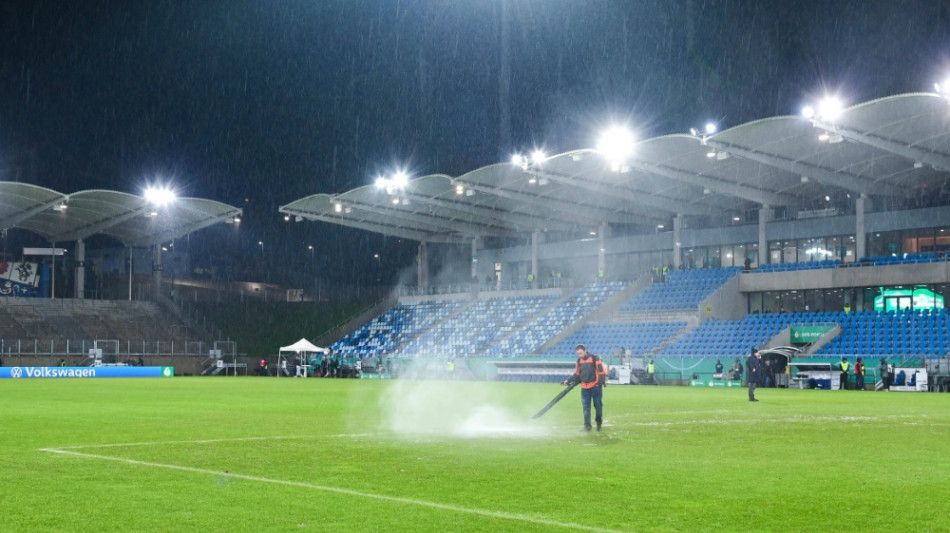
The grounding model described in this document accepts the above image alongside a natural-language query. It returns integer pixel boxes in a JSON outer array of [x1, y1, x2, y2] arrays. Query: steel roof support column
[[672, 215, 683, 270], [531, 230, 539, 290], [598, 222, 608, 282], [855, 194, 867, 260], [417, 241, 429, 293], [471, 237, 479, 281], [152, 244, 163, 301], [74, 239, 85, 299], [758, 205, 770, 266]]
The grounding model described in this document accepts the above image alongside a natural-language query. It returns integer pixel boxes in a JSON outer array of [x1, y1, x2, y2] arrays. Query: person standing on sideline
[[879, 358, 891, 390], [839, 357, 850, 390], [715, 359, 724, 375], [854, 358, 865, 390], [562, 344, 609, 432], [647, 359, 657, 384], [746, 348, 763, 401]]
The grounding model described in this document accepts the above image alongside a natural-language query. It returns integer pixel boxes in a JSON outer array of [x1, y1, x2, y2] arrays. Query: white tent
[[277, 338, 327, 377], [279, 338, 327, 354]]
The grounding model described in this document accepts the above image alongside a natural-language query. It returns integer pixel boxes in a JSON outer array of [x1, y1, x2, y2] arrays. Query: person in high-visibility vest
[[562, 344, 609, 432], [647, 359, 656, 385], [839, 357, 850, 390]]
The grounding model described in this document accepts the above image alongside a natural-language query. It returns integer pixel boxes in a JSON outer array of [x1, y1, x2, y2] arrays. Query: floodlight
[[801, 105, 815, 119], [817, 96, 843, 121], [374, 177, 387, 189], [334, 202, 343, 213], [283, 215, 290, 221], [455, 183, 465, 195], [392, 197, 400, 205], [511, 154, 524, 166], [704, 122, 717, 135], [689, 128, 699, 136], [596, 126, 634, 167], [391, 171, 409, 188], [530, 149, 547, 165], [144, 185, 176, 207]]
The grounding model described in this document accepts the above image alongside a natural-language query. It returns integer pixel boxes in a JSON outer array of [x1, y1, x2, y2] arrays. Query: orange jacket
[[572, 355, 608, 389]]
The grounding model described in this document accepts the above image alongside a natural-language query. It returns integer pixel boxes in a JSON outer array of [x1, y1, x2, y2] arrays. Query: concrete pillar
[[672, 215, 682, 269], [51, 242, 57, 299], [470, 237, 478, 279], [152, 244, 163, 299], [417, 241, 428, 291], [74, 239, 85, 299], [855, 194, 866, 260], [597, 221, 607, 281], [758, 205, 770, 266], [530, 230, 539, 289]]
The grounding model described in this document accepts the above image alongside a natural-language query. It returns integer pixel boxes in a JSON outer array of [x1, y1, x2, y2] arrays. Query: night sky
[[2, 0, 950, 288]]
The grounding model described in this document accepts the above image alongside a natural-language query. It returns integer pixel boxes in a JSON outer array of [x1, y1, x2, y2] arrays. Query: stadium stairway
[[477, 290, 567, 356], [481, 281, 629, 357], [534, 274, 650, 354], [29, 300, 87, 347]]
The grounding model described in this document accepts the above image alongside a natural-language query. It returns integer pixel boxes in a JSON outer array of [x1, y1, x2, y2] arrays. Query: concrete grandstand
[[287, 92, 950, 390]]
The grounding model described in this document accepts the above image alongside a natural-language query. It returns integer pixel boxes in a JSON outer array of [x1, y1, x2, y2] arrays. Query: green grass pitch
[[2, 378, 948, 532]]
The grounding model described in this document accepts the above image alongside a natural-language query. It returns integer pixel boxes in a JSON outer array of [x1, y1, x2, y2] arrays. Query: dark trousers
[[748, 381, 757, 400], [581, 386, 603, 428], [839, 373, 848, 389], [855, 374, 864, 390]]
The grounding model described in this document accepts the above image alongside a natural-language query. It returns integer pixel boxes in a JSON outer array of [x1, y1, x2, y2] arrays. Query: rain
[[1, 0, 949, 288]]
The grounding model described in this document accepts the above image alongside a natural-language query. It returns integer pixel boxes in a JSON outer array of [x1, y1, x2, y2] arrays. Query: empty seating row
[[330, 299, 466, 358], [620, 267, 740, 312], [483, 282, 626, 357], [544, 321, 686, 357], [392, 294, 558, 358]]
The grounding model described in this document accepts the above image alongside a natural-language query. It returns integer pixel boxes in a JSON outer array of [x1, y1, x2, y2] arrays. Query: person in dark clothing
[[879, 358, 891, 390], [746, 348, 763, 401], [715, 360, 724, 375], [732, 357, 744, 381], [562, 344, 609, 432]]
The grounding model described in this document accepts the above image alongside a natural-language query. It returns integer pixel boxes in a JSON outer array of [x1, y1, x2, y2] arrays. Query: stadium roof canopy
[[282, 92, 950, 245], [0, 184, 242, 247]]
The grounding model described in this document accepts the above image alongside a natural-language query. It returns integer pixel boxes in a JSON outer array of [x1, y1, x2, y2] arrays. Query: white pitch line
[[49, 433, 382, 450], [39, 447, 627, 533]]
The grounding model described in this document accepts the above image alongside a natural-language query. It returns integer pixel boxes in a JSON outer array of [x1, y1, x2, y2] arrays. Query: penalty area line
[[39, 447, 626, 533]]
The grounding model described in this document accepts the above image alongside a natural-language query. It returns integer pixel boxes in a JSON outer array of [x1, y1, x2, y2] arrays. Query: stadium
[[4, 90, 950, 532], [6, 2, 950, 530]]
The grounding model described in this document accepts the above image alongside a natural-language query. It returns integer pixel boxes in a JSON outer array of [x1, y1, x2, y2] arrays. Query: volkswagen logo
[[10, 367, 23, 378]]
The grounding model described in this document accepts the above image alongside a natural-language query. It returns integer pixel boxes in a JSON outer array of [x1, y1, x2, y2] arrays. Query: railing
[[0, 338, 219, 357]]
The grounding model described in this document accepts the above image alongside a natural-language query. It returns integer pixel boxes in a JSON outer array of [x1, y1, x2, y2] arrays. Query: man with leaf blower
[[562, 344, 609, 432]]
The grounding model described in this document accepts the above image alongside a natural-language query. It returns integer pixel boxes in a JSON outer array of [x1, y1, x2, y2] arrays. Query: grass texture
[[2, 378, 948, 532]]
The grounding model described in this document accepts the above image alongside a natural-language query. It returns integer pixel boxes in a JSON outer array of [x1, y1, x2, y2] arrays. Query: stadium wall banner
[[790, 325, 834, 344], [0, 366, 174, 379], [0, 261, 41, 297]]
